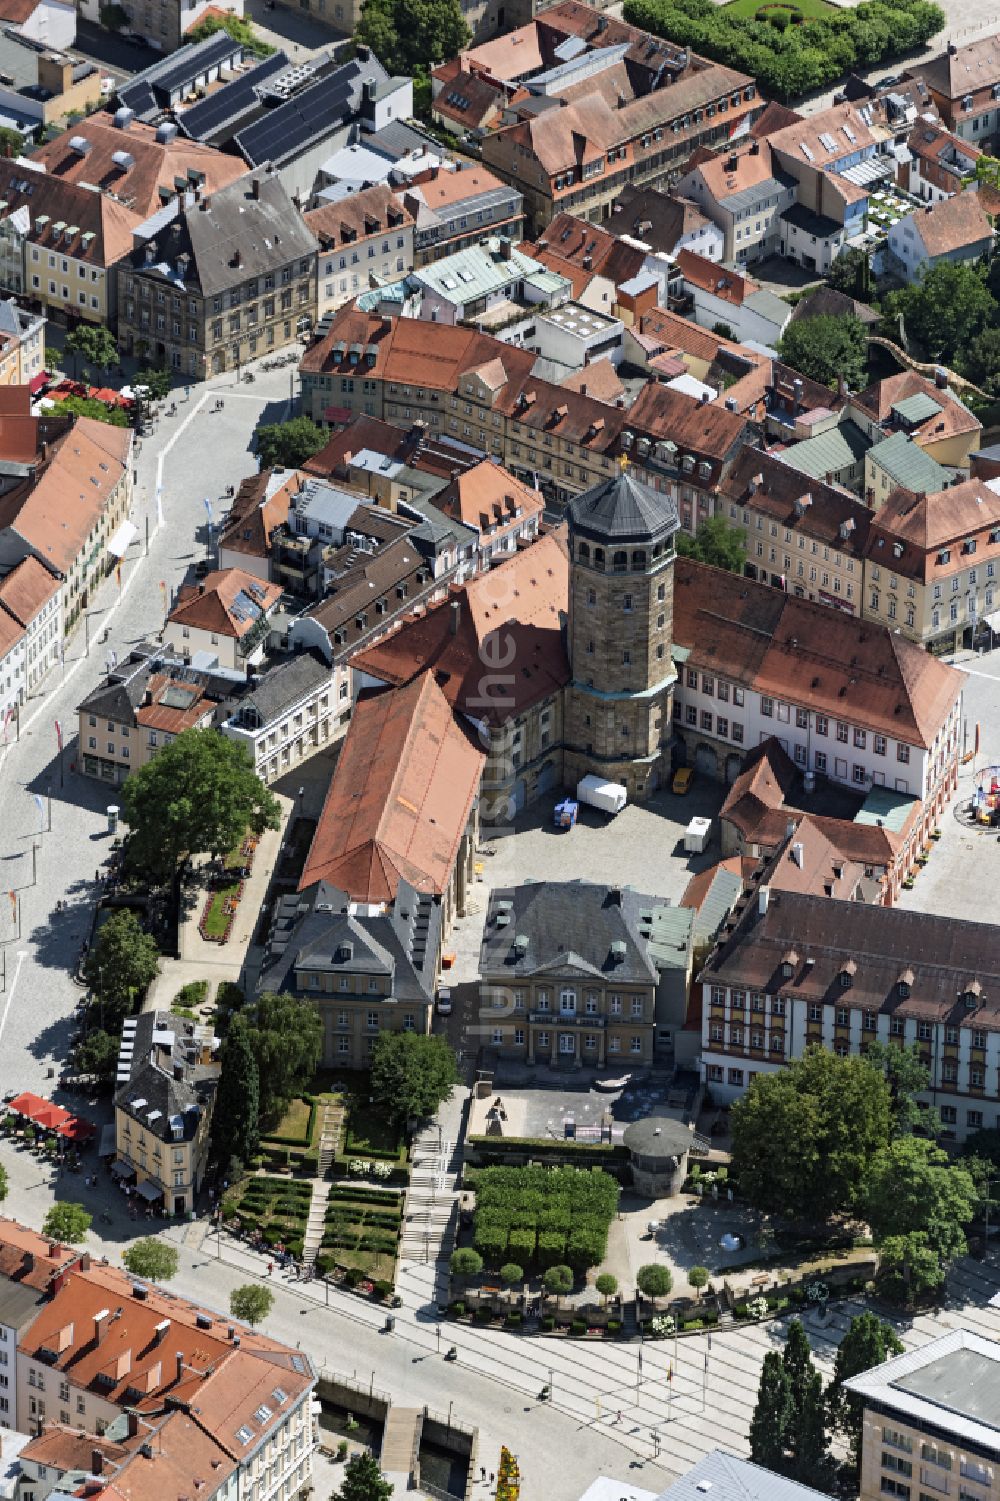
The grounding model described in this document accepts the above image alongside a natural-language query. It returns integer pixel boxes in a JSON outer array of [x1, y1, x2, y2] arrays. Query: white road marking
[[0, 949, 29, 1052]]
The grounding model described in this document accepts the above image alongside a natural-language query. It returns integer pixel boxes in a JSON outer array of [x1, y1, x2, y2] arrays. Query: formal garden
[[315, 1185, 404, 1281], [222, 1175, 312, 1259], [198, 830, 259, 945], [469, 1164, 619, 1274]]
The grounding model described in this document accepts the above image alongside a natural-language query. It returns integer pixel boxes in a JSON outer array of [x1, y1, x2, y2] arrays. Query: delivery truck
[[576, 775, 627, 816]]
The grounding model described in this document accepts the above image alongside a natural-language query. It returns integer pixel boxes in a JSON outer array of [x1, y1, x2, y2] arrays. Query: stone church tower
[[564, 466, 680, 800]]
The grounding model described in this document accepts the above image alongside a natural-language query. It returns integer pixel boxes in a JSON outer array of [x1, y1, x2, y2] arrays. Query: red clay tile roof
[[673, 558, 965, 750], [167, 568, 281, 639], [625, 381, 748, 462], [864, 479, 1000, 584], [676, 248, 760, 306], [218, 470, 298, 563], [910, 189, 994, 258], [0, 418, 131, 575], [433, 67, 506, 130], [298, 671, 485, 900], [436, 460, 543, 533], [850, 370, 981, 445], [720, 447, 872, 559], [0, 1216, 78, 1291], [20, 1423, 133, 1473], [304, 184, 413, 249], [766, 814, 866, 899], [0, 553, 61, 625], [559, 360, 625, 403], [720, 737, 798, 845], [351, 531, 570, 724]]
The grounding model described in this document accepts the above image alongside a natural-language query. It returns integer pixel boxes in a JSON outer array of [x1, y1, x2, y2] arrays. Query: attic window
[[839, 959, 857, 986], [236, 1426, 254, 1445]]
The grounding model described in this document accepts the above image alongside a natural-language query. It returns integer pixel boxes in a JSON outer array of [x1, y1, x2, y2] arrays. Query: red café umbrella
[[59, 1116, 96, 1143], [31, 1107, 65, 1132], [7, 1092, 48, 1122]]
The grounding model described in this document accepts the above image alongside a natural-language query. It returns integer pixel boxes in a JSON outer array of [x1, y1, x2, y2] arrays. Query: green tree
[[595, 1272, 618, 1303], [961, 326, 1000, 394], [863, 1136, 975, 1269], [56, 395, 131, 426], [134, 366, 173, 400], [794, 1369, 833, 1489], [0, 125, 24, 158], [864, 1040, 938, 1136], [229, 1283, 274, 1327], [687, 1266, 710, 1296], [675, 515, 746, 573], [749, 1350, 792, 1472], [776, 313, 868, 390], [828, 1312, 904, 1472], [122, 1237, 179, 1282], [255, 416, 327, 471], [121, 728, 280, 881], [712, 321, 735, 339], [826, 246, 871, 300], [636, 1263, 672, 1300], [0, 1162, 7, 1203], [500, 1261, 523, 1286], [782, 1318, 816, 1441], [187, 12, 275, 55], [73, 1028, 120, 1085], [332, 1452, 394, 1501], [542, 1264, 574, 1305], [43, 1202, 91, 1243], [882, 262, 995, 365], [369, 1032, 459, 1126], [212, 1013, 260, 1168], [244, 992, 322, 1126], [65, 324, 118, 379], [355, 0, 470, 76], [83, 910, 160, 1026], [877, 1231, 947, 1302], [731, 1047, 892, 1222], [450, 1248, 483, 1277]]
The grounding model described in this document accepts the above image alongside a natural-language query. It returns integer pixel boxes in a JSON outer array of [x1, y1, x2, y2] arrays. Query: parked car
[[672, 767, 694, 795], [436, 987, 452, 1016]]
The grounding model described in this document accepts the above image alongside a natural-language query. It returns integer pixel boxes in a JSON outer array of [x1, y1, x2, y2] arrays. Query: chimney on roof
[[93, 1309, 110, 1345], [608, 886, 622, 906], [173, 1062, 183, 1081], [199, 197, 210, 212], [22, 1249, 35, 1276], [758, 885, 770, 915], [175, 1351, 184, 1384], [251, 177, 260, 201], [91, 1448, 104, 1477], [127, 1411, 140, 1438], [750, 140, 760, 156], [154, 1319, 170, 1345], [948, 39, 958, 53], [450, 599, 461, 635], [79, 1253, 90, 1272], [791, 841, 804, 868], [935, 367, 948, 389]]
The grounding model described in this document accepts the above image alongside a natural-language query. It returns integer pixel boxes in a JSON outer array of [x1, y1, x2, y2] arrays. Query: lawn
[[270, 1097, 313, 1142], [720, 0, 838, 16], [203, 880, 241, 938], [318, 1185, 402, 1277], [223, 1175, 312, 1257], [344, 1099, 405, 1160]]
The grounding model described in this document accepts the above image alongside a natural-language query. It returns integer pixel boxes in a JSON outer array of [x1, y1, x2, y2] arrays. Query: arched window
[[578, 541, 590, 563], [613, 550, 628, 573], [594, 548, 605, 570], [632, 549, 646, 571]]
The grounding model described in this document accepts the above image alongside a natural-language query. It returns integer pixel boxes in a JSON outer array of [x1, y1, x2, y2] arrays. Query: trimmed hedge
[[470, 1164, 618, 1272]]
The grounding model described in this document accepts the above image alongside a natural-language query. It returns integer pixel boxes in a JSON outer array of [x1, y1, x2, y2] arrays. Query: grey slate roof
[[258, 878, 438, 1003], [114, 1011, 218, 1145], [657, 1451, 831, 1501], [130, 169, 318, 298], [234, 649, 331, 728], [480, 881, 669, 983], [567, 470, 680, 545]]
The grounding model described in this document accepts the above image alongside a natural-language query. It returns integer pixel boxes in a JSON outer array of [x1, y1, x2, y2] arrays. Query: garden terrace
[[225, 1175, 312, 1258], [471, 1164, 619, 1273], [318, 1185, 403, 1276]]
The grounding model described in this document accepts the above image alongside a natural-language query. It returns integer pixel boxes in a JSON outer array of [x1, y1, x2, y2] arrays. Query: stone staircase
[[400, 1122, 459, 1278], [302, 1180, 332, 1268]]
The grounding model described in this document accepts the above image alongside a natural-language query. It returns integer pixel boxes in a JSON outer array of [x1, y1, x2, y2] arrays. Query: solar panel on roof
[[235, 60, 365, 166], [179, 51, 289, 142]]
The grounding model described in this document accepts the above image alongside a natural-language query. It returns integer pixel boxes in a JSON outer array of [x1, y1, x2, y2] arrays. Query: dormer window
[[780, 948, 799, 979], [897, 968, 914, 999]]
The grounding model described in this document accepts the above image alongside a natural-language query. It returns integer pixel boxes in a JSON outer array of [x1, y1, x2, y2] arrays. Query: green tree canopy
[[782, 1318, 816, 1443], [83, 910, 159, 1026], [960, 326, 1000, 394], [595, 1272, 618, 1302], [882, 261, 995, 365], [333, 1452, 394, 1501], [243, 992, 322, 1127], [255, 416, 327, 471], [636, 1263, 672, 1299], [212, 1013, 260, 1168], [56, 395, 130, 426], [826, 246, 871, 300], [229, 1283, 274, 1327], [0, 125, 24, 157], [688, 1266, 710, 1294], [793, 1369, 832, 1489], [776, 313, 868, 390], [0, 1162, 7, 1203], [122, 1238, 179, 1282], [863, 1136, 976, 1269], [65, 324, 118, 375], [749, 1350, 792, 1472], [135, 366, 173, 400], [731, 1047, 892, 1222], [187, 12, 274, 55], [450, 1248, 483, 1277], [828, 1312, 904, 1472], [43, 1202, 91, 1243], [73, 1028, 120, 1085], [121, 728, 280, 881], [864, 1040, 938, 1136], [500, 1262, 523, 1286], [355, 0, 470, 75], [542, 1264, 574, 1300], [675, 515, 747, 573], [878, 1231, 947, 1301], [369, 1032, 459, 1126]]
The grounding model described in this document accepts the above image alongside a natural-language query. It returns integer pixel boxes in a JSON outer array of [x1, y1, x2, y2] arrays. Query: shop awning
[[112, 1157, 136, 1180], [28, 370, 49, 395], [107, 520, 138, 559], [136, 1178, 162, 1203]]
